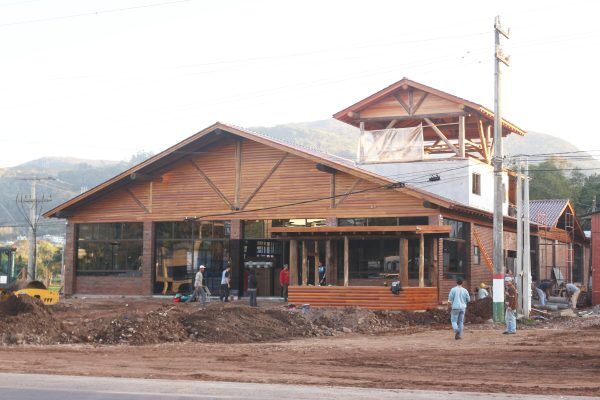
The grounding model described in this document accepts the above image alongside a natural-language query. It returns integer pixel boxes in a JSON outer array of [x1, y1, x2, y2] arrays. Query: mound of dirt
[[0, 294, 72, 345], [182, 305, 314, 343], [73, 306, 188, 345], [303, 307, 390, 334], [465, 297, 493, 323]]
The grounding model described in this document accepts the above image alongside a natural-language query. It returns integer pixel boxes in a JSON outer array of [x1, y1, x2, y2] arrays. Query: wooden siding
[[287, 286, 438, 311], [360, 90, 463, 119], [69, 138, 436, 222]]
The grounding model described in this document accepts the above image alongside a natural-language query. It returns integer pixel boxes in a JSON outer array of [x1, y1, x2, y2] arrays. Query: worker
[[565, 283, 581, 309], [220, 266, 231, 302], [504, 279, 518, 334], [318, 263, 326, 286], [477, 283, 489, 300], [535, 280, 553, 306], [279, 264, 290, 302], [185, 265, 207, 307], [247, 269, 258, 307], [447, 277, 470, 340]]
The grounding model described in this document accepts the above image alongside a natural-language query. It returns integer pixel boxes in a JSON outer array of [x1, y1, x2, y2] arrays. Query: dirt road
[[0, 322, 598, 396]]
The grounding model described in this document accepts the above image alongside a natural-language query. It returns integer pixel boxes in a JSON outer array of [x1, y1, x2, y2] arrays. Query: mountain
[[2, 120, 598, 240]]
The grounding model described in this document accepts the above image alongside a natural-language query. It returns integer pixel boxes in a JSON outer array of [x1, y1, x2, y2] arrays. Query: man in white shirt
[[220, 266, 231, 302]]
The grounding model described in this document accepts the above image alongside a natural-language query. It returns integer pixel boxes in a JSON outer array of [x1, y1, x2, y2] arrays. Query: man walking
[[448, 278, 470, 340], [247, 269, 258, 307], [504, 278, 517, 334], [279, 264, 290, 302], [220, 266, 231, 302]]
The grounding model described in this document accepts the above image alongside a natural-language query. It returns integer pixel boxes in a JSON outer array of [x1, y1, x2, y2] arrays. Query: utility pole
[[516, 160, 523, 313], [523, 157, 531, 317], [492, 15, 510, 322], [16, 177, 54, 280]]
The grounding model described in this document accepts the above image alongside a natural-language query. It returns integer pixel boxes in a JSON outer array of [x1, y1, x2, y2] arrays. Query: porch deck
[[288, 286, 439, 311]]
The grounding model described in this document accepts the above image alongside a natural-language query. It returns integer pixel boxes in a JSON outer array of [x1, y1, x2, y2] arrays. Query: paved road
[[0, 373, 597, 400]]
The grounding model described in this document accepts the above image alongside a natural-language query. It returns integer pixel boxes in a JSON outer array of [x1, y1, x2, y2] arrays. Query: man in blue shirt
[[448, 278, 470, 340]]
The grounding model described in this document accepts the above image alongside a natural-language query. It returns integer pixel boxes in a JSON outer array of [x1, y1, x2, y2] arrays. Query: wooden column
[[63, 221, 77, 295], [343, 236, 349, 287], [458, 115, 466, 159], [314, 241, 320, 285], [142, 221, 155, 295], [429, 237, 438, 288], [325, 239, 334, 285], [399, 237, 408, 286], [419, 234, 425, 288], [301, 241, 308, 286], [233, 139, 242, 210], [289, 240, 298, 286]]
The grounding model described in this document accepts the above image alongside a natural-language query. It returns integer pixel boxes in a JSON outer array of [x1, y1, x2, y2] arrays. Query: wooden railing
[[288, 286, 438, 311]]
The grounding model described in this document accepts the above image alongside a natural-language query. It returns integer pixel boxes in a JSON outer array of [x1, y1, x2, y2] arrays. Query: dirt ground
[[0, 297, 599, 396]]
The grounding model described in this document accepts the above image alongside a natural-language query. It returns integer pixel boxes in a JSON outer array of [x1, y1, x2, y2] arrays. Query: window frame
[[472, 172, 481, 196]]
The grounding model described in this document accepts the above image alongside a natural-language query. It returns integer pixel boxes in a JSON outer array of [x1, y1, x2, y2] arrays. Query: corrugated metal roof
[[529, 199, 570, 227]]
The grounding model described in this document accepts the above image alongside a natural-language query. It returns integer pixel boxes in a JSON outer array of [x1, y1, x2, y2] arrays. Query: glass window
[[244, 220, 269, 238], [443, 240, 467, 279], [397, 217, 429, 225], [367, 217, 397, 226], [349, 239, 399, 279], [473, 246, 481, 265], [76, 223, 143, 275], [338, 218, 367, 226], [443, 219, 466, 239], [154, 220, 230, 294], [472, 173, 481, 195]]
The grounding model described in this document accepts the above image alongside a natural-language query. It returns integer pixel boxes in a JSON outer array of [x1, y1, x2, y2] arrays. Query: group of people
[[449, 273, 583, 340], [186, 264, 291, 308]]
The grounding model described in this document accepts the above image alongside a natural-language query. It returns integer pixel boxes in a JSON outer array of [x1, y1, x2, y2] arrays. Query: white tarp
[[357, 125, 424, 164]]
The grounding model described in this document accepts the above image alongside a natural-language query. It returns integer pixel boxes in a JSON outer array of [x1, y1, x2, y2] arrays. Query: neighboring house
[[44, 78, 588, 310]]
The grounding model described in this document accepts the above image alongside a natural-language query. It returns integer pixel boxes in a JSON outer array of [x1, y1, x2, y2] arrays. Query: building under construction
[[44, 78, 590, 309]]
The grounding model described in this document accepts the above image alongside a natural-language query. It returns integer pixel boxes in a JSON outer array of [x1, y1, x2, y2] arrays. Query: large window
[[348, 239, 399, 279], [443, 218, 467, 279], [272, 219, 326, 228], [155, 221, 230, 294], [472, 173, 481, 195], [76, 223, 143, 276]]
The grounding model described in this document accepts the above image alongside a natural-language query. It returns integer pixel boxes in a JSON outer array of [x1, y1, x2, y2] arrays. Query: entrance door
[[242, 240, 286, 296]]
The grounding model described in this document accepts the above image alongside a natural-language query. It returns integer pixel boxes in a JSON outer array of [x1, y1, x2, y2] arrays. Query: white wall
[[361, 159, 509, 215]]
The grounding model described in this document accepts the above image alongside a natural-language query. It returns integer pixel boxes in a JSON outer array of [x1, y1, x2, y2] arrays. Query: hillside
[[1, 120, 598, 240]]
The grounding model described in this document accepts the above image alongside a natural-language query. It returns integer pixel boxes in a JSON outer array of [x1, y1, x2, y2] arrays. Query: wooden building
[[44, 78, 589, 310]]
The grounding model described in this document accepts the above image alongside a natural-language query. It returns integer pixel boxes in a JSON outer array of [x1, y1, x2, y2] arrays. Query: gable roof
[[333, 77, 525, 135], [529, 199, 570, 227], [44, 122, 464, 218]]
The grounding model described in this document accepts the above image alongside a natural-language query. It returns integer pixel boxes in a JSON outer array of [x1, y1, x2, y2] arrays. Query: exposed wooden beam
[[386, 119, 397, 129], [336, 178, 361, 207], [343, 236, 349, 287], [393, 93, 411, 115], [412, 92, 429, 115], [458, 115, 466, 158], [478, 119, 491, 164], [241, 153, 288, 210], [289, 240, 298, 286], [302, 240, 308, 286], [357, 112, 467, 123], [314, 241, 320, 286], [125, 188, 149, 213], [190, 159, 234, 210], [424, 117, 459, 155], [233, 139, 242, 210], [408, 88, 414, 114], [330, 172, 336, 208], [399, 237, 408, 287]]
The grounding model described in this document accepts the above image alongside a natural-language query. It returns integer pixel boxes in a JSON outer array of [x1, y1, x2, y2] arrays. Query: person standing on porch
[[247, 269, 258, 307], [448, 278, 470, 340], [279, 264, 290, 302], [220, 266, 231, 302]]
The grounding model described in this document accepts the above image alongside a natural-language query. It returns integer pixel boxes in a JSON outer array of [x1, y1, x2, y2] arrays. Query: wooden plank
[[343, 236, 349, 287], [357, 112, 467, 123], [234, 139, 242, 210], [429, 237, 438, 288], [125, 189, 149, 213], [189, 159, 234, 210], [419, 233, 425, 287], [393, 93, 411, 114], [458, 115, 466, 158], [424, 118, 459, 155], [270, 225, 452, 234], [386, 119, 397, 129], [302, 240, 308, 286], [325, 239, 334, 285], [289, 239, 298, 286], [399, 238, 408, 287], [335, 178, 361, 207], [330, 173, 336, 208], [478, 119, 491, 164], [240, 153, 288, 210], [314, 240, 320, 286], [412, 92, 429, 115]]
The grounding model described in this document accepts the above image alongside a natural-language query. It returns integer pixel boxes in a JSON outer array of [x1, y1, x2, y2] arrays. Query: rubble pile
[[0, 294, 72, 345], [302, 307, 390, 335]]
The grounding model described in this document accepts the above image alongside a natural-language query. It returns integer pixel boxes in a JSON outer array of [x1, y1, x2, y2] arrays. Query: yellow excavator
[[0, 246, 59, 305]]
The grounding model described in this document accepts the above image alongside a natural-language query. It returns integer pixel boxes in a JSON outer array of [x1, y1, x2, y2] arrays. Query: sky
[[1, 0, 599, 167]]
